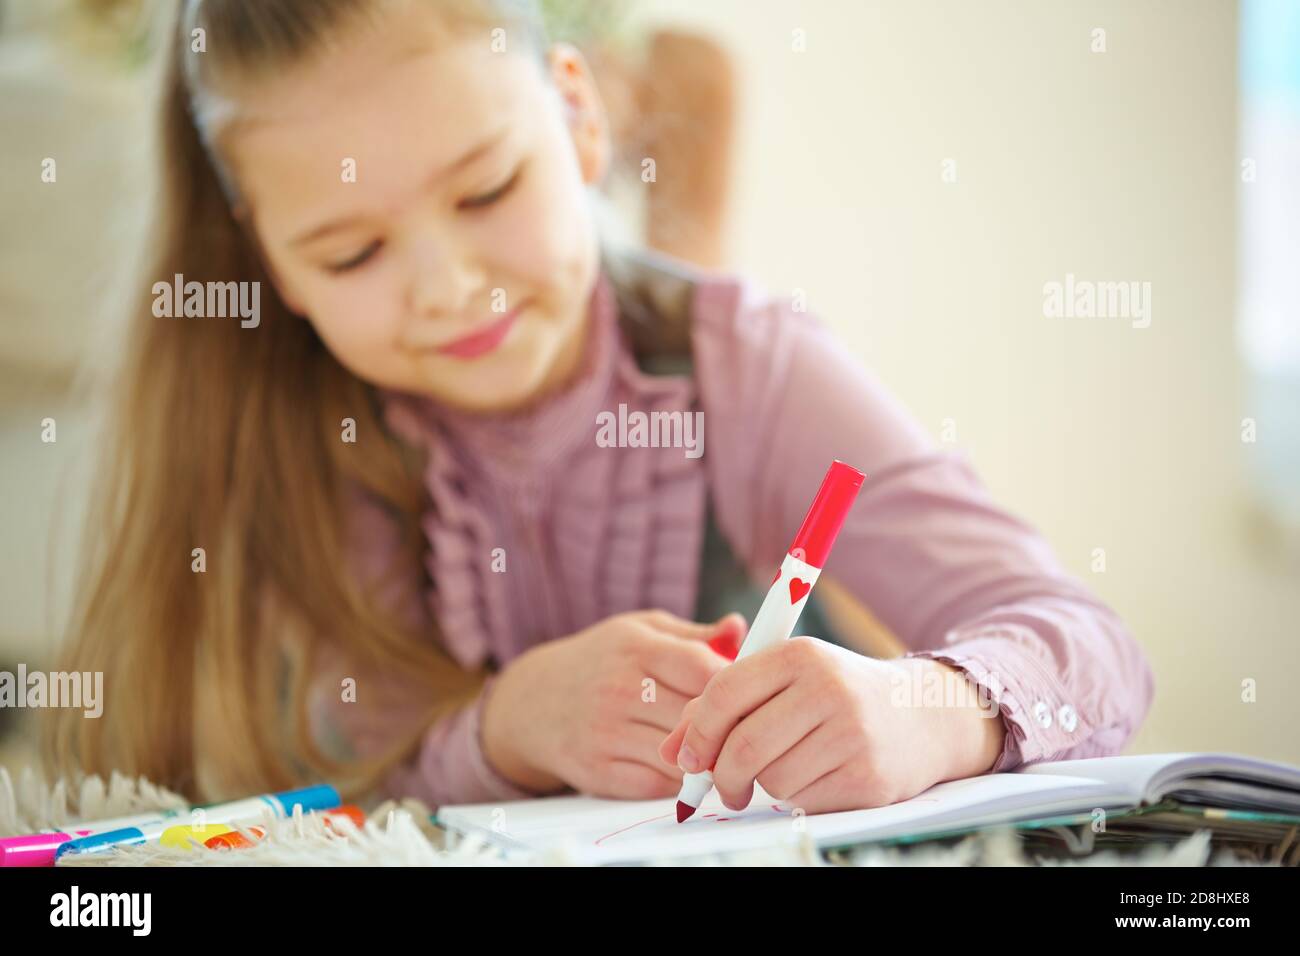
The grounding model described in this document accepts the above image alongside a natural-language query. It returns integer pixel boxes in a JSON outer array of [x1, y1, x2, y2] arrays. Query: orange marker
[[203, 806, 366, 849]]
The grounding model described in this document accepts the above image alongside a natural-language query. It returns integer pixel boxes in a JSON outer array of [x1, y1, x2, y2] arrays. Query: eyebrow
[[289, 130, 509, 248]]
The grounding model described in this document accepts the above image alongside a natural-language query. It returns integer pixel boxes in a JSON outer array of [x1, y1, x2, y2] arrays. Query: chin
[[435, 358, 548, 414]]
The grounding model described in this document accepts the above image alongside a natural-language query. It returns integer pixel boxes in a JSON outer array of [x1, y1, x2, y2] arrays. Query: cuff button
[[1033, 700, 1053, 729], [1058, 704, 1078, 732]]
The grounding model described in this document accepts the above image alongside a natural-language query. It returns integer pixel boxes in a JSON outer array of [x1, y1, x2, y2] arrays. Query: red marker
[[674, 460, 865, 822]]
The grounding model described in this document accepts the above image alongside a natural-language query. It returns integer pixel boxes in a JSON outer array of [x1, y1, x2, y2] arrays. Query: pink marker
[[0, 806, 187, 867], [0, 830, 93, 867], [675, 459, 865, 822]]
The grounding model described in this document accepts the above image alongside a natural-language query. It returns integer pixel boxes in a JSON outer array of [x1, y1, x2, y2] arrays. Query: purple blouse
[[309, 263, 1155, 809]]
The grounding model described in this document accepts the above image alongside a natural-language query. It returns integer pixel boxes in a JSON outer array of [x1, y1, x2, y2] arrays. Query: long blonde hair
[[46, 0, 565, 803]]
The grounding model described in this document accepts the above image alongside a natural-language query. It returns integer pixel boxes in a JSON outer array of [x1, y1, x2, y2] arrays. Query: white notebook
[[437, 752, 1300, 865]]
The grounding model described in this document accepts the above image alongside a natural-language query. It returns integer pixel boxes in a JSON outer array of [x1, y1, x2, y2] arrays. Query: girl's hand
[[657, 638, 1006, 813], [482, 610, 747, 799]]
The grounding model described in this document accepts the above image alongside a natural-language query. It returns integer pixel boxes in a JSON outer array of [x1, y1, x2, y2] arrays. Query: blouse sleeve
[[691, 279, 1155, 772]]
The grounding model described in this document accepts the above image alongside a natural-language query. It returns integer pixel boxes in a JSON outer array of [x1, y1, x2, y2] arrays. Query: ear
[[547, 42, 611, 186]]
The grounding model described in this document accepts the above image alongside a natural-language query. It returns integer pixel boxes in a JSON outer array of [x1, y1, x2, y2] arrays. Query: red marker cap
[[789, 460, 865, 569], [707, 629, 742, 661]]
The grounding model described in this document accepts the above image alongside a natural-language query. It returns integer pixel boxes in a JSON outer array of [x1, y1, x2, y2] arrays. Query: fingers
[[599, 722, 684, 798], [632, 685, 693, 733], [644, 609, 746, 644], [785, 763, 899, 816], [620, 719, 685, 774], [753, 719, 856, 807], [580, 720, 684, 800], [629, 610, 747, 698], [636, 629, 728, 699], [710, 687, 824, 810], [657, 718, 689, 766], [594, 760, 682, 800], [675, 644, 798, 777]]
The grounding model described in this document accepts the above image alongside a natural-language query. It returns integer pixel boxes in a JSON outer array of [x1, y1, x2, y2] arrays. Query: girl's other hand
[[481, 610, 747, 798]]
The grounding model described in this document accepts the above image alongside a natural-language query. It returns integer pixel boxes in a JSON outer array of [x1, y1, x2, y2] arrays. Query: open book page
[[1022, 753, 1300, 807], [439, 770, 1130, 864]]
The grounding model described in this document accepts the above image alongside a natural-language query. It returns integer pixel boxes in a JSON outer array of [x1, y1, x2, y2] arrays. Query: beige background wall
[[621, 0, 1298, 764]]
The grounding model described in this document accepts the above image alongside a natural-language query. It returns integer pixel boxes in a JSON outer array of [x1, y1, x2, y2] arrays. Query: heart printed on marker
[[789, 577, 810, 604]]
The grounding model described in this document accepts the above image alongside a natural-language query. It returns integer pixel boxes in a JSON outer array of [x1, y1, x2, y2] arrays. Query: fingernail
[[678, 743, 700, 773]]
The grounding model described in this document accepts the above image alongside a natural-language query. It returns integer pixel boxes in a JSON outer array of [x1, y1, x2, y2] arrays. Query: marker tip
[[676, 800, 696, 823]]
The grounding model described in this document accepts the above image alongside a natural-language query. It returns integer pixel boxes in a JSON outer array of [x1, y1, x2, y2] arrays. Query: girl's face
[[224, 11, 610, 414]]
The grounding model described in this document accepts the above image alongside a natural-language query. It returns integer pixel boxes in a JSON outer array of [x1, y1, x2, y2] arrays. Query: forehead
[[222, 23, 547, 229]]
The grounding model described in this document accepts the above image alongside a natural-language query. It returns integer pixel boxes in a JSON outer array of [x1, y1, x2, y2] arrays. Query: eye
[[325, 240, 382, 274], [458, 166, 521, 211]]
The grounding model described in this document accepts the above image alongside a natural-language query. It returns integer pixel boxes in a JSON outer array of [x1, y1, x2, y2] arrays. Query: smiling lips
[[435, 306, 524, 360]]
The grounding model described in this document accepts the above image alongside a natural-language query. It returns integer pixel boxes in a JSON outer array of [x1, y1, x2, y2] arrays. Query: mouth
[[433, 304, 526, 360]]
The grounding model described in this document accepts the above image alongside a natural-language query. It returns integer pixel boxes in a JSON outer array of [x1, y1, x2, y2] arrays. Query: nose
[[408, 231, 487, 319]]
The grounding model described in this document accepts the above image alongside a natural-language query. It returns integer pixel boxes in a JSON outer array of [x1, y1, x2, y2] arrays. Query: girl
[[48, 0, 1153, 815]]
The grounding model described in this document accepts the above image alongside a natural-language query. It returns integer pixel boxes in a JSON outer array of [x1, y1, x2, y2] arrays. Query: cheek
[[496, 160, 595, 286], [300, 272, 405, 378]]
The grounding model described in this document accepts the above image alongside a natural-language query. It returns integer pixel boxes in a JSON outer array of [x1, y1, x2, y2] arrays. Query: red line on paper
[[593, 802, 789, 845], [594, 811, 675, 846]]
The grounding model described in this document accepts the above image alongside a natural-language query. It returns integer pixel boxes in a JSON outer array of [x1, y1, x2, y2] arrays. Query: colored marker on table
[[0, 831, 94, 868], [204, 805, 366, 849], [54, 784, 340, 859], [674, 459, 865, 823], [0, 806, 192, 868], [160, 823, 239, 849]]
